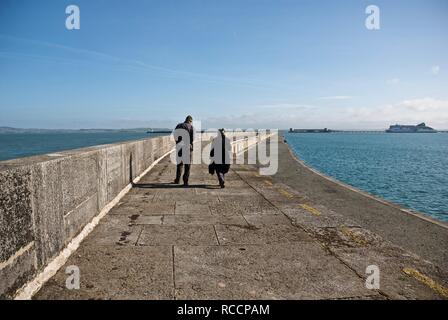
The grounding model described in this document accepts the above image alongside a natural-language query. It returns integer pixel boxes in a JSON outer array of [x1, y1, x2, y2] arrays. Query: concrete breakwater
[[2, 131, 447, 300], [32, 135, 447, 300], [0, 131, 269, 299], [0, 135, 174, 298]]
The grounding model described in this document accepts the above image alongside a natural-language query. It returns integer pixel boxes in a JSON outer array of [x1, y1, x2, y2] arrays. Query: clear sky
[[0, 0, 447, 129]]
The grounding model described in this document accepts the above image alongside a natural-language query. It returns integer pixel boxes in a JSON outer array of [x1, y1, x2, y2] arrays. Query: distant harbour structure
[[146, 128, 172, 134], [289, 128, 332, 133], [385, 123, 437, 133], [288, 124, 443, 134]]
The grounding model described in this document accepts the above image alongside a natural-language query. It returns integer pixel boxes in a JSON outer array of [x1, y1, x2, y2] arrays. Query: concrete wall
[[0, 135, 174, 299], [0, 131, 273, 299]]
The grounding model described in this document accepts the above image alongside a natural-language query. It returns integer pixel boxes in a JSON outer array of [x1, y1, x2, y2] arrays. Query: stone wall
[[0, 131, 273, 299], [0, 135, 174, 298]]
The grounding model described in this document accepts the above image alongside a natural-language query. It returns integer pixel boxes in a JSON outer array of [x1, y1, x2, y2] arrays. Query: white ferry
[[386, 122, 437, 133]]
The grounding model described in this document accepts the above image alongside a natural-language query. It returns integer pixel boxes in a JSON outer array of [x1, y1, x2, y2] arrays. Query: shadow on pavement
[[132, 182, 220, 189]]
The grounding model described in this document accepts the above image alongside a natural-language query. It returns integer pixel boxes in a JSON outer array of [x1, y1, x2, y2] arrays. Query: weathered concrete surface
[[34, 140, 448, 300], [0, 135, 174, 299], [0, 168, 34, 263], [31, 160, 65, 268], [0, 167, 35, 297], [35, 244, 174, 300]]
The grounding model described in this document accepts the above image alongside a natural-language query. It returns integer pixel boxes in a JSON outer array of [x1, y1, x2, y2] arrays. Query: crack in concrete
[[233, 166, 390, 299], [172, 245, 176, 300]]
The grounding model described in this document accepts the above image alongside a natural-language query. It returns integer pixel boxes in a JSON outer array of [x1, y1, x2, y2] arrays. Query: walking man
[[209, 128, 232, 188], [173, 115, 194, 186]]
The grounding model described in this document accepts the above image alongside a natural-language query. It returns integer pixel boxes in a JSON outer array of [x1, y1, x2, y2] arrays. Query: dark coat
[[174, 122, 194, 158], [209, 133, 231, 175]]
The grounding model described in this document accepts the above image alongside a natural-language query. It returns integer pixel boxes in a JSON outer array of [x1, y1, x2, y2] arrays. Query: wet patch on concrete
[[310, 226, 385, 249], [131, 215, 163, 225], [81, 215, 141, 246], [282, 205, 361, 230]]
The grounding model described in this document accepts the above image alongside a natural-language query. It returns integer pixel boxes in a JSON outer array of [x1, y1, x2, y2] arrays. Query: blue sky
[[0, 0, 447, 129]]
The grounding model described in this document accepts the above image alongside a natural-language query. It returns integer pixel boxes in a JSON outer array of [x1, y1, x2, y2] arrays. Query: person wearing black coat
[[173, 115, 194, 186], [209, 129, 232, 188]]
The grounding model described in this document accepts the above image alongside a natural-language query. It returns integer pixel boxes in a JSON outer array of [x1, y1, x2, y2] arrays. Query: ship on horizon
[[386, 123, 437, 133], [146, 128, 172, 134]]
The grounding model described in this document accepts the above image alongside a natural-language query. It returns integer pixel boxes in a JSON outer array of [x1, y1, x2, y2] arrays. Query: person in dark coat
[[173, 115, 194, 186], [209, 128, 232, 188]]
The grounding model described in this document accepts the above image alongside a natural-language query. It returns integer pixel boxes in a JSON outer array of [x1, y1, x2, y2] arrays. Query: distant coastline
[[0, 129, 170, 161], [0, 127, 171, 134]]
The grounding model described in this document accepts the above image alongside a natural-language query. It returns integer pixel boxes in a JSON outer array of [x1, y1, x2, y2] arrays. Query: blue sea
[[285, 132, 448, 222], [0, 131, 168, 162], [2, 131, 447, 222]]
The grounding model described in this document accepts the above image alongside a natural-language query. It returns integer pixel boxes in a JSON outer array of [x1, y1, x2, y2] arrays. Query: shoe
[[183, 181, 189, 187], [219, 182, 225, 188], [174, 179, 180, 184]]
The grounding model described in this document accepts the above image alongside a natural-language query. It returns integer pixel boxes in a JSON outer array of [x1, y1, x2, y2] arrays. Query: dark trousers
[[217, 172, 225, 185], [176, 163, 190, 183]]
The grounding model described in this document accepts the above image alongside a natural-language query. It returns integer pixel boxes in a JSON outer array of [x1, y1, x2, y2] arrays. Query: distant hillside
[[0, 127, 170, 134]]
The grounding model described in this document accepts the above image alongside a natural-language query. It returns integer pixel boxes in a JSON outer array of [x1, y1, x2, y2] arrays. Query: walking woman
[[209, 129, 232, 188]]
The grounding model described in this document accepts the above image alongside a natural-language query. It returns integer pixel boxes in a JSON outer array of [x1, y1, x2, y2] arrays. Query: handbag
[[208, 163, 215, 175]]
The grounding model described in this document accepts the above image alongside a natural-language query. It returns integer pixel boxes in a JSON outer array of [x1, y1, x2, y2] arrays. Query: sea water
[[285, 132, 448, 222], [0, 131, 167, 162]]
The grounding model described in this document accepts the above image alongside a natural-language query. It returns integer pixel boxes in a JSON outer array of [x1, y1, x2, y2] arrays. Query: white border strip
[[14, 148, 175, 300], [0, 242, 34, 271]]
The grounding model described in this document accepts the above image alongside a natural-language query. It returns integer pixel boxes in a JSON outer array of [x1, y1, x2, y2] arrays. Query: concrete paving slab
[[137, 225, 219, 246], [130, 215, 163, 225], [214, 224, 312, 245], [82, 215, 141, 246], [119, 193, 156, 203], [34, 245, 174, 300], [111, 201, 175, 216], [175, 201, 212, 215], [210, 198, 280, 216], [311, 226, 388, 249], [243, 214, 292, 226], [126, 188, 159, 197], [179, 195, 220, 205], [174, 244, 378, 299], [330, 245, 448, 299], [152, 188, 199, 201], [163, 214, 248, 226], [195, 188, 257, 197], [283, 205, 362, 230]]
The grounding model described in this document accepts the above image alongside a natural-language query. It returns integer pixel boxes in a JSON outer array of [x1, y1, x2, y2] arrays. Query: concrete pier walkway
[[34, 141, 448, 300]]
